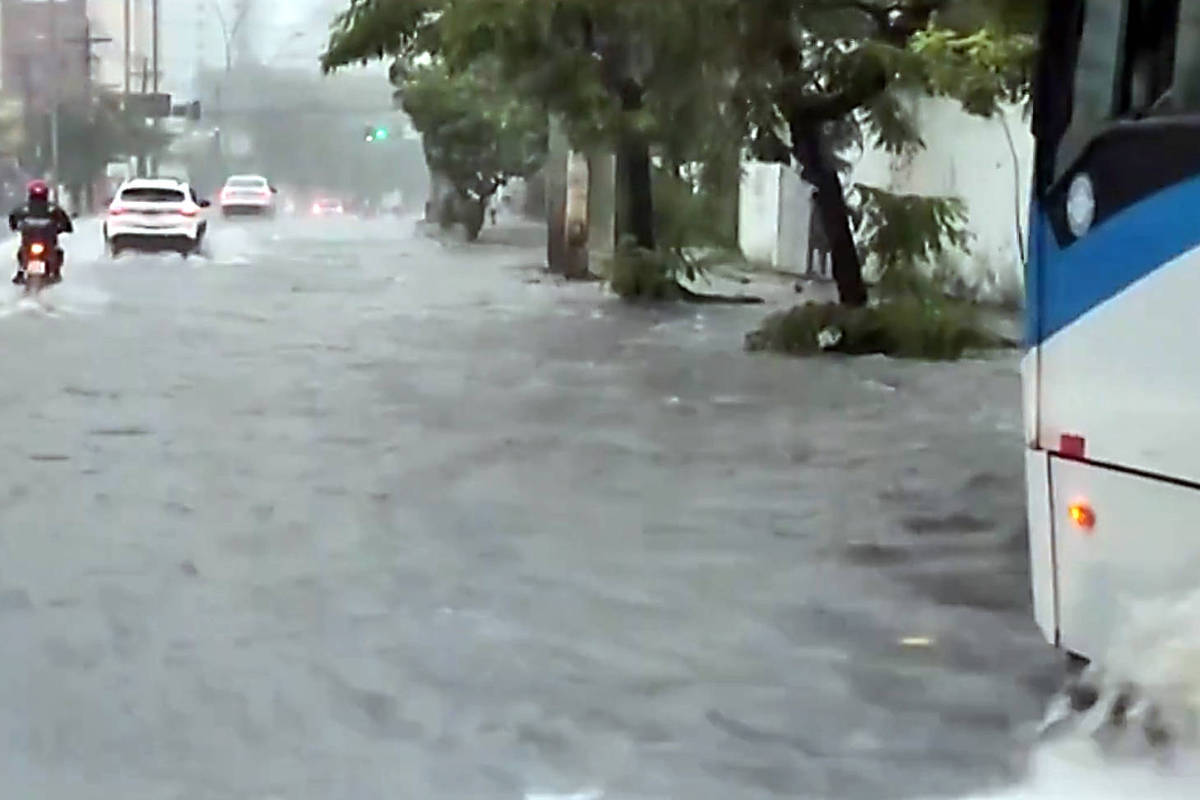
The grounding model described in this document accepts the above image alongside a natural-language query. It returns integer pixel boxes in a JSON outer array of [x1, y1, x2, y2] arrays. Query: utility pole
[[124, 0, 132, 98], [48, 0, 60, 201], [152, 0, 160, 94], [66, 22, 113, 212], [150, 0, 161, 177], [67, 23, 113, 111]]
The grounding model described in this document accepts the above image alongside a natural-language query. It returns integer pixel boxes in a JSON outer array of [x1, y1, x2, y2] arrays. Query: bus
[[1026, 1, 1200, 664]]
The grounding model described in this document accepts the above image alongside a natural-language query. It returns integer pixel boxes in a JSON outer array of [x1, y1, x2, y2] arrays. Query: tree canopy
[[51, 99, 171, 190], [324, 0, 1037, 303], [400, 60, 547, 239]]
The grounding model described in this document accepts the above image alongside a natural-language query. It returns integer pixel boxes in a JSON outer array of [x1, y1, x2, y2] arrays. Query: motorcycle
[[17, 217, 62, 294]]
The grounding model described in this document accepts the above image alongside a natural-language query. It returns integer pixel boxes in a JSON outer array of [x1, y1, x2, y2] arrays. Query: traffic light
[[363, 125, 390, 143]]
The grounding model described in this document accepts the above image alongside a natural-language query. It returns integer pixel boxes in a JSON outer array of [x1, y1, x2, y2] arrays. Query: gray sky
[[159, 0, 349, 96]]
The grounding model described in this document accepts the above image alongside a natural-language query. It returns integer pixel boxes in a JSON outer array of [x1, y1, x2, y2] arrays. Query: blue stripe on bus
[[1025, 201, 1044, 350], [1032, 174, 1200, 345]]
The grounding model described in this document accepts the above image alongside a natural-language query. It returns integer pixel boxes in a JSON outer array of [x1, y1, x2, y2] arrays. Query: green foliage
[[324, 0, 1036, 303], [745, 297, 1012, 361], [607, 241, 688, 301], [323, 0, 441, 68], [910, 25, 1037, 116], [400, 60, 547, 214], [51, 100, 171, 187], [653, 166, 738, 256], [849, 184, 972, 296]]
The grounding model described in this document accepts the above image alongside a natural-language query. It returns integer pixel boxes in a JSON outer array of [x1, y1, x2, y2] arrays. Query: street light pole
[[152, 0, 160, 94], [49, 0, 60, 200], [150, 0, 160, 177]]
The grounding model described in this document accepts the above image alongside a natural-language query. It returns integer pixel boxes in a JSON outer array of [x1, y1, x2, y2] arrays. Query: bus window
[[1054, 0, 1125, 185], [1173, 4, 1200, 109], [1119, 0, 1180, 115], [1033, 2, 1085, 192]]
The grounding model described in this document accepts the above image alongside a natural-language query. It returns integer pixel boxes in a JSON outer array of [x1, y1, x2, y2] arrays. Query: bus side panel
[[1020, 351, 1039, 448], [1025, 449, 1057, 645], [1036, 182, 1200, 485], [1051, 457, 1200, 660]]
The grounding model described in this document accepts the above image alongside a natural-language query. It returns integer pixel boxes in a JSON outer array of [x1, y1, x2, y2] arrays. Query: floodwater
[[0, 212, 1186, 799]]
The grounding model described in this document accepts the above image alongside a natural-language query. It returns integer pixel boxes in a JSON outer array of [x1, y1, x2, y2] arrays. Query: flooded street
[[0, 215, 1062, 799]]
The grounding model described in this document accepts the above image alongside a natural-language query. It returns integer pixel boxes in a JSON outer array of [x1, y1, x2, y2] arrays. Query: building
[[88, 0, 154, 94], [1, 0, 92, 112]]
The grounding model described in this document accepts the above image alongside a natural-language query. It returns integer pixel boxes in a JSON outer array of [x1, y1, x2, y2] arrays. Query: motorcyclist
[[9, 179, 72, 284]]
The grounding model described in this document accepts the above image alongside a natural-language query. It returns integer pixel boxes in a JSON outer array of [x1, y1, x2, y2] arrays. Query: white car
[[310, 196, 345, 216], [105, 178, 209, 257], [220, 174, 277, 217]]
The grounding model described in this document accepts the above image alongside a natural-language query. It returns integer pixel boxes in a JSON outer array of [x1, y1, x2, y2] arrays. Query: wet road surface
[[0, 216, 1059, 799]]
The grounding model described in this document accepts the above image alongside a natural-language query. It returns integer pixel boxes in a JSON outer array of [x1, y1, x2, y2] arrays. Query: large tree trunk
[[616, 84, 655, 250], [427, 170, 453, 226], [462, 194, 487, 241], [790, 120, 869, 307]]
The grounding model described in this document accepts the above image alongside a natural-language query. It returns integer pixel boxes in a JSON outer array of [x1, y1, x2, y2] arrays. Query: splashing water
[[961, 592, 1200, 799], [0, 221, 111, 318]]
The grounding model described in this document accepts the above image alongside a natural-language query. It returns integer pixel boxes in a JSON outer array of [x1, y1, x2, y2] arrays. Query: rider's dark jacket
[[9, 201, 73, 236]]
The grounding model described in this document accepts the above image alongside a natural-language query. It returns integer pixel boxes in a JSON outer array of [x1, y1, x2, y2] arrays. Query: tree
[[39, 99, 171, 208], [323, 0, 737, 254], [397, 60, 547, 240], [723, 1, 1035, 305], [324, 1, 1035, 304]]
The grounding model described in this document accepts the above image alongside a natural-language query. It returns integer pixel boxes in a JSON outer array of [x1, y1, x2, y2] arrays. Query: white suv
[[105, 178, 209, 257], [220, 174, 277, 217]]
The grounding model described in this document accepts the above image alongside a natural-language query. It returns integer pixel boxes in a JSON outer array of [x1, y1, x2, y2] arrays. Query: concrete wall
[[739, 162, 812, 273], [739, 97, 1033, 301], [739, 162, 777, 266], [850, 96, 1033, 301]]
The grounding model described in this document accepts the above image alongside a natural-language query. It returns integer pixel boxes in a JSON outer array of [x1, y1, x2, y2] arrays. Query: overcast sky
[[158, 0, 351, 96]]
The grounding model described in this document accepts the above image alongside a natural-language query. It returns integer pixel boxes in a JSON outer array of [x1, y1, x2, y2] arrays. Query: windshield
[[1035, 0, 1200, 192], [18, 4, 1190, 800], [119, 187, 185, 203]]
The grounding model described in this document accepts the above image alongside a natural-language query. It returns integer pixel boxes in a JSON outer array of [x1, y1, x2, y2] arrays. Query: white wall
[[850, 96, 1033, 301], [739, 162, 812, 273], [739, 162, 780, 266], [739, 97, 1034, 302]]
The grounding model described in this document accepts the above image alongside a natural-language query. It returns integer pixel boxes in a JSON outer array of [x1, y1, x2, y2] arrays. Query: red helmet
[[27, 179, 49, 202]]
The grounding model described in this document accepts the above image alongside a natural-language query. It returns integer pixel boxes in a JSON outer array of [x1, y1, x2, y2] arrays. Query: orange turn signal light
[[1068, 502, 1096, 532]]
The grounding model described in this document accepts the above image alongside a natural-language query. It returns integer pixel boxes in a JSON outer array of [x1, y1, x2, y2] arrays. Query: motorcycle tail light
[[30, 243, 45, 256]]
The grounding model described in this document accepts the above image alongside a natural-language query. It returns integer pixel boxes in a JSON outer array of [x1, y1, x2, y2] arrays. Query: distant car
[[220, 174, 277, 217], [310, 197, 344, 216], [104, 178, 209, 257]]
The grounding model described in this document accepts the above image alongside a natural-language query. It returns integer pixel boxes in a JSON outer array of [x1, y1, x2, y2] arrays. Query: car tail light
[[181, 207, 200, 217], [311, 203, 321, 214], [109, 204, 127, 215]]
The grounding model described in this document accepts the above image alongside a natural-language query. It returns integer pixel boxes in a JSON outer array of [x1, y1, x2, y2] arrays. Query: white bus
[[1025, 1, 1200, 663]]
